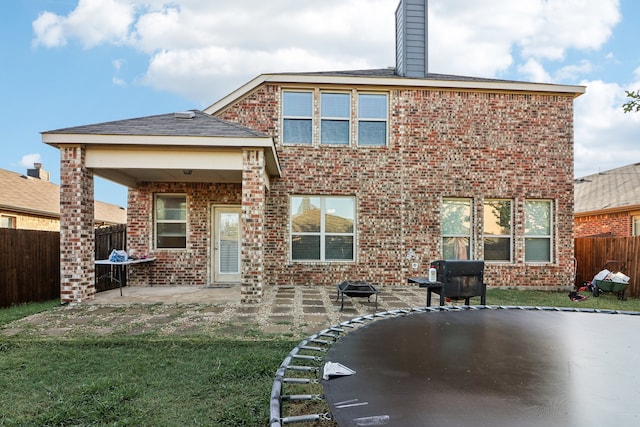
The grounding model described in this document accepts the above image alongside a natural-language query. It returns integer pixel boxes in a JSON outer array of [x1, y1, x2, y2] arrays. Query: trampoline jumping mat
[[322, 308, 640, 427]]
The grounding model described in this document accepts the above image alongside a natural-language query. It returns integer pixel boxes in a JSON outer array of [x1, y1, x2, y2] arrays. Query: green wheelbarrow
[[589, 260, 630, 301]]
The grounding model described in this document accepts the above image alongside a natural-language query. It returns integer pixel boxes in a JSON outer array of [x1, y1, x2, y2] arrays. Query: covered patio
[[42, 110, 280, 305]]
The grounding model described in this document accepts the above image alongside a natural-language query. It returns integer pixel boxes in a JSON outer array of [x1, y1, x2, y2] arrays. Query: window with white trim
[[283, 91, 313, 144], [321, 92, 350, 145], [483, 199, 512, 262], [1, 215, 16, 228], [291, 196, 355, 261], [633, 216, 640, 236], [442, 198, 472, 260], [358, 93, 387, 146], [155, 194, 187, 249], [525, 200, 552, 262]]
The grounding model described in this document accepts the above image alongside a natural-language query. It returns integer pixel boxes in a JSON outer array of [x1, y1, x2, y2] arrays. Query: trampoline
[[270, 306, 640, 426]]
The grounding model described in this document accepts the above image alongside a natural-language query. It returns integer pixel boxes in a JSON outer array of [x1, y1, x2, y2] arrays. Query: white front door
[[212, 207, 241, 283]]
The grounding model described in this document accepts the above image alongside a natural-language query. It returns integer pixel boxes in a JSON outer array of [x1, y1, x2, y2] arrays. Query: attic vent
[[174, 111, 195, 119]]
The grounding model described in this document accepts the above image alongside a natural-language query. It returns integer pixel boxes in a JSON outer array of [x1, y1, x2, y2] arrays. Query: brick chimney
[[396, 0, 428, 78], [27, 162, 50, 181]]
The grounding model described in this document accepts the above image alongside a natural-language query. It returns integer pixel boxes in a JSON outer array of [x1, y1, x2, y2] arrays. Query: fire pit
[[335, 281, 378, 311]]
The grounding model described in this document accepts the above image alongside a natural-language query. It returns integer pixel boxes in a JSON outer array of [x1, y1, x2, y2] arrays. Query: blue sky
[[2, 0, 639, 207]]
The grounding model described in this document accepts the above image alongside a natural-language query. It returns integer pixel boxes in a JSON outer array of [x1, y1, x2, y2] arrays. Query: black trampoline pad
[[323, 309, 640, 427]]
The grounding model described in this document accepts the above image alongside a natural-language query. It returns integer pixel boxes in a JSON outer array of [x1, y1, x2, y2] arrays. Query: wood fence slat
[[0, 224, 125, 307]]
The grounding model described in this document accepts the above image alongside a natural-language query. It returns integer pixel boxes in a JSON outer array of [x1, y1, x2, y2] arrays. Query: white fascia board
[[205, 73, 587, 114], [42, 133, 273, 148], [203, 74, 267, 114]]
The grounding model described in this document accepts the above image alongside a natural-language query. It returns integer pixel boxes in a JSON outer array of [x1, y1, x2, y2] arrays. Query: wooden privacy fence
[[1, 224, 127, 307], [574, 236, 640, 298], [0, 229, 60, 308]]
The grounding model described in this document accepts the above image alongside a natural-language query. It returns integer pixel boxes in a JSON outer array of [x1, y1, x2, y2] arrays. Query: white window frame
[[282, 90, 313, 144], [524, 199, 553, 263], [155, 193, 187, 249], [633, 215, 640, 236], [1, 215, 16, 228], [320, 92, 351, 145], [357, 93, 388, 146], [483, 199, 513, 263], [290, 196, 356, 262], [441, 198, 473, 260]]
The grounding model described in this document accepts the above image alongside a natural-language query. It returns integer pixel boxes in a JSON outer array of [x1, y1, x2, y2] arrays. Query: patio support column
[[241, 148, 266, 303], [59, 145, 95, 304]]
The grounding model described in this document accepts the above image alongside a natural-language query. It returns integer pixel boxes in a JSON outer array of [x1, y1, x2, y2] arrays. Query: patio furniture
[[407, 277, 443, 306], [336, 281, 378, 311], [95, 257, 156, 296]]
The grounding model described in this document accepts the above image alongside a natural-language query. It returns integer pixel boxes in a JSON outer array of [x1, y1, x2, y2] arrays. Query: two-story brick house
[[43, 0, 585, 304]]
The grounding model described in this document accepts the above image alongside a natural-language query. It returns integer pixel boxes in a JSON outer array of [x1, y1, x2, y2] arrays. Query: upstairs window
[[291, 196, 355, 261], [483, 199, 512, 262], [442, 198, 472, 260], [283, 91, 313, 144], [321, 93, 350, 145], [358, 93, 387, 146], [525, 200, 552, 262], [155, 194, 187, 249]]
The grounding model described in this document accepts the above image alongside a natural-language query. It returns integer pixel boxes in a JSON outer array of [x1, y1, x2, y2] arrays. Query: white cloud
[[554, 60, 593, 82], [112, 59, 127, 86], [574, 80, 640, 177], [517, 0, 620, 60], [517, 59, 552, 83], [32, 0, 134, 48], [31, 0, 622, 96], [19, 153, 42, 168], [32, 12, 66, 47]]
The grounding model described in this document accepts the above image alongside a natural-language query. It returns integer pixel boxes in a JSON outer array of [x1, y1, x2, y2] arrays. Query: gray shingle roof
[[574, 163, 640, 213], [284, 67, 524, 84], [42, 110, 267, 138]]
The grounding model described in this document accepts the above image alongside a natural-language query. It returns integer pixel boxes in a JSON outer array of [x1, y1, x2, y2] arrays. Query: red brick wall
[[216, 84, 576, 289], [127, 182, 241, 286], [59, 145, 95, 303], [575, 212, 632, 237], [241, 149, 266, 302]]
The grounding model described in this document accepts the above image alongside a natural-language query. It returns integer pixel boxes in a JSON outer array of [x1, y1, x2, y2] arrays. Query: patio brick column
[[59, 145, 95, 304], [241, 148, 266, 303]]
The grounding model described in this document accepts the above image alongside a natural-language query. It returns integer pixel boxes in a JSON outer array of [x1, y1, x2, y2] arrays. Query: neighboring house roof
[[42, 110, 267, 138], [204, 68, 586, 114], [574, 163, 640, 215], [0, 168, 126, 224]]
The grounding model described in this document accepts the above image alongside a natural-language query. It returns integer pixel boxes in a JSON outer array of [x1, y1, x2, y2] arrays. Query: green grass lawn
[[1, 289, 638, 426], [0, 337, 296, 426], [486, 287, 640, 311]]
